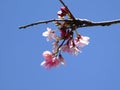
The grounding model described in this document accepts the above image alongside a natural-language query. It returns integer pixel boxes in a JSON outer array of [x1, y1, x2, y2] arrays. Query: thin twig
[[19, 19, 120, 29], [53, 39, 66, 56], [19, 19, 73, 29]]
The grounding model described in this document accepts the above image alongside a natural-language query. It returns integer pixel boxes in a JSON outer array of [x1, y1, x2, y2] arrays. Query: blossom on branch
[[41, 51, 65, 69], [41, 6, 90, 69], [42, 27, 56, 41], [75, 35, 90, 47], [19, 0, 120, 70], [57, 6, 69, 19], [61, 39, 80, 55]]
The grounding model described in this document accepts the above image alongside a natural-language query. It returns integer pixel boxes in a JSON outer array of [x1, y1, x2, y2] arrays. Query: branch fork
[[19, 0, 120, 29]]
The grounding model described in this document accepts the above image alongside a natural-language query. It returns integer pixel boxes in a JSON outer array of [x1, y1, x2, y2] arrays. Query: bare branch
[[19, 19, 72, 29], [19, 19, 120, 29], [79, 19, 120, 28]]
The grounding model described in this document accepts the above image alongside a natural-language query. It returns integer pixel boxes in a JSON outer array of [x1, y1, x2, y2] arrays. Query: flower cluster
[[41, 51, 65, 69], [41, 6, 90, 69]]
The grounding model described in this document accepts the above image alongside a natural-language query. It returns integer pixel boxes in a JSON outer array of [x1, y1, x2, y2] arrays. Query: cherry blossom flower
[[68, 39, 80, 55], [57, 7, 69, 19], [42, 51, 52, 59], [41, 51, 60, 69], [61, 39, 80, 55], [69, 46, 80, 55], [61, 44, 70, 53], [61, 44, 80, 55], [60, 7, 69, 15], [57, 10, 65, 19], [75, 35, 90, 47], [42, 27, 56, 41]]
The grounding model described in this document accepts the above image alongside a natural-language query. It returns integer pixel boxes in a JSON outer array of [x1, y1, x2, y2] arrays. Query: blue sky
[[1, 0, 120, 90]]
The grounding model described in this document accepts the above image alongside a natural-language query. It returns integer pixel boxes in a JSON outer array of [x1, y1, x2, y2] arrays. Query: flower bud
[[60, 7, 69, 14]]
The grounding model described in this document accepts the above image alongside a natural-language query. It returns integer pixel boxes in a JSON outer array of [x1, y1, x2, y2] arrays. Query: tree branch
[[19, 19, 120, 29], [19, 19, 72, 29], [19, 0, 120, 29], [78, 19, 120, 28]]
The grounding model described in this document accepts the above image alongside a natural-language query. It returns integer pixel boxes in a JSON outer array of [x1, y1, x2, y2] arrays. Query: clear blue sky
[[1, 0, 120, 90]]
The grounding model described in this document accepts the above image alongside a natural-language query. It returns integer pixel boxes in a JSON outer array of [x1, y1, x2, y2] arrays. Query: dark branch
[[80, 19, 120, 27], [19, 19, 73, 29], [19, 19, 120, 29], [19, 0, 120, 29]]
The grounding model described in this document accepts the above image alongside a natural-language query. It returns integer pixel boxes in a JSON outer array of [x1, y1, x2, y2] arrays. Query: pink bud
[[60, 28, 67, 37], [60, 7, 69, 14], [57, 10, 65, 17]]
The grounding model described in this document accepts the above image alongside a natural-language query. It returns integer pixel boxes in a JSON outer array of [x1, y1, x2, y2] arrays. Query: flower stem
[[53, 39, 66, 56]]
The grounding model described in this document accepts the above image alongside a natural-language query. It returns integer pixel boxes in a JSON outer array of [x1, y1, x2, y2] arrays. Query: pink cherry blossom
[[61, 39, 80, 55], [41, 51, 60, 69], [57, 10, 65, 19], [75, 35, 90, 47], [61, 44, 70, 53], [60, 7, 69, 14], [61, 44, 80, 55], [42, 27, 56, 41], [57, 7, 69, 19], [69, 46, 80, 55], [42, 51, 52, 59]]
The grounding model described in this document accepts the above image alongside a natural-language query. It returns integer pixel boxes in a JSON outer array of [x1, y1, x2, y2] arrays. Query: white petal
[[57, 10, 62, 14], [82, 36, 90, 41], [47, 27, 51, 32], [42, 31, 49, 37], [40, 61, 46, 66]]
